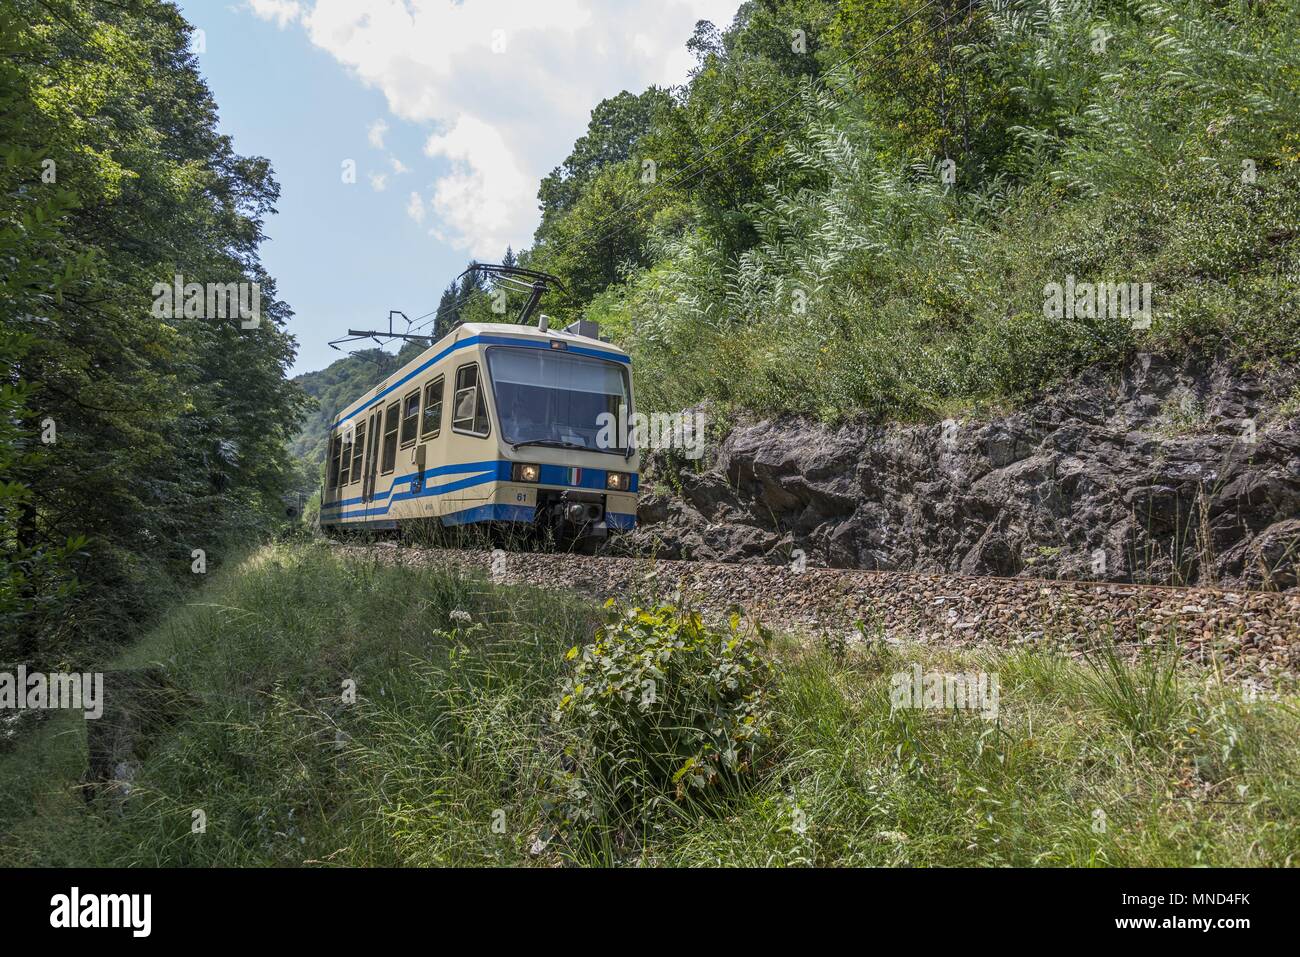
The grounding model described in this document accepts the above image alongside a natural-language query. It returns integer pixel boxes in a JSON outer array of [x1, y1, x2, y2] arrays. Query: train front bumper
[[490, 482, 638, 533]]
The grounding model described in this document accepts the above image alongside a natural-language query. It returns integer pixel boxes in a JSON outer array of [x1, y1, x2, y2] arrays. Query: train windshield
[[487, 347, 629, 452]]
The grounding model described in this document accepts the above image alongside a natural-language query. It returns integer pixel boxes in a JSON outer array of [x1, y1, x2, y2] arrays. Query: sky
[[178, 0, 744, 376]]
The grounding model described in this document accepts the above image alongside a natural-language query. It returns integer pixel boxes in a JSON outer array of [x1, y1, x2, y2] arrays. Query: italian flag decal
[[569, 467, 583, 486]]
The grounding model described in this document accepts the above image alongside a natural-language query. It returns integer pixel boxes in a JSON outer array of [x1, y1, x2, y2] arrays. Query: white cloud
[[369, 171, 388, 191], [246, 0, 302, 29], [367, 118, 389, 150], [257, 0, 744, 253], [389, 156, 409, 175], [423, 115, 534, 257], [406, 191, 425, 225]]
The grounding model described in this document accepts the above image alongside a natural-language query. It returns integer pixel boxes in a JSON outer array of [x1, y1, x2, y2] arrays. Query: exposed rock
[[622, 353, 1300, 591], [1220, 518, 1300, 590]]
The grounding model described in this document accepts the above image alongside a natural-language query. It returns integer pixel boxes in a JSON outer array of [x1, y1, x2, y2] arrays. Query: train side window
[[421, 376, 444, 439], [349, 421, 366, 482], [452, 363, 489, 437], [339, 431, 353, 486], [380, 401, 400, 474], [399, 389, 420, 448], [327, 434, 342, 489]]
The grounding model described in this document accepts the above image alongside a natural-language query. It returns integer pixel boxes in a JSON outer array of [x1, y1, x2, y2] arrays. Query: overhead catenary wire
[[403, 264, 565, 340]]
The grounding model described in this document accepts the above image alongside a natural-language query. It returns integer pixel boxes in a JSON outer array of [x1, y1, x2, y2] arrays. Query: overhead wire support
[[456, 263, 567, 325], [404, 263, 569, 338], [328, 310, 433, 352], [330, 265, 570, 351]]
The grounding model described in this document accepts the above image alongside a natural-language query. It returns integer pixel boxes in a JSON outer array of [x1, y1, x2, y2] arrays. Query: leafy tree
[[0, 5, 90, 656], [532, 161, 660, 304], [432, 282, 460, 340], [535, 0, 841, 287], [637, 1, 840, 256], [292, 347, 418, 471], [536, 89, 672, 235], [1, 0, 306, 664]]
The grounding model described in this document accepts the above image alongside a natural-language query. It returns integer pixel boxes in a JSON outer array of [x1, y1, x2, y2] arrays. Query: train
[[318, 294, 640, 545]]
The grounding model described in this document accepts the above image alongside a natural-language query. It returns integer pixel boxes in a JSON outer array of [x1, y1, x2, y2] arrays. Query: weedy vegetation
[[1, 544, 1296, 867]]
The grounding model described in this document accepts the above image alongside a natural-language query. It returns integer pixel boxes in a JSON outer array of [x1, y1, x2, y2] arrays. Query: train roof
[[330, 321, 630, 430], [453, 321, 624, 350]]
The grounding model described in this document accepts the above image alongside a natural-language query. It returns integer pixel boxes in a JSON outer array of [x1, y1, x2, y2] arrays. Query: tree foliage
[[292, 346, 420, 471], [507, 0, 1300, 422], [1, 0, 306, 664]]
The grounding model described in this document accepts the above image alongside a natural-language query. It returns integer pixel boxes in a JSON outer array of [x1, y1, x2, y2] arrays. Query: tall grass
[[1, 542, 1296, 867], [1074, 639, 1188, 750]]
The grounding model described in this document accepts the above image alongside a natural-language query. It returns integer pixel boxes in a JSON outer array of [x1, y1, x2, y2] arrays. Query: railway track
[[334, 543, 1300, 691]]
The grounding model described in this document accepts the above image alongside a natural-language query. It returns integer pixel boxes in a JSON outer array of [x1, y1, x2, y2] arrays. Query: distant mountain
[[291, 344, 424, 468]]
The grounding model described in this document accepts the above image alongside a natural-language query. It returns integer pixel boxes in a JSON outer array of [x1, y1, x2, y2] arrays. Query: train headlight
[[606, 471, 631, 491], [512, 463, 541, 483]]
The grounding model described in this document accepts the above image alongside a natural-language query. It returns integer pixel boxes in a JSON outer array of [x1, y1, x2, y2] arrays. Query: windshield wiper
[[511, 439, 586, 451], [511, 438, 627, 456]]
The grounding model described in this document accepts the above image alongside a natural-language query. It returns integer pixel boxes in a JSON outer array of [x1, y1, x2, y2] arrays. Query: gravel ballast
[[337, 544, 1300, 691]]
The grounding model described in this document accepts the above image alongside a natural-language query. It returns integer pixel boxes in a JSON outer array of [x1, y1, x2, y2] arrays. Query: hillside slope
[[291, 344, 423, 468], [523, 1, 1300, 422]]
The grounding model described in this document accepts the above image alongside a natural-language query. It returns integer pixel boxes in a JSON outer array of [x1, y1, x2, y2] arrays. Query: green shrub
[[551, 602, 775, 831]]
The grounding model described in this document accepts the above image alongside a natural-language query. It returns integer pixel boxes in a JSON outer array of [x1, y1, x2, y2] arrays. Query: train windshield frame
[[485, 345, 630, 455]]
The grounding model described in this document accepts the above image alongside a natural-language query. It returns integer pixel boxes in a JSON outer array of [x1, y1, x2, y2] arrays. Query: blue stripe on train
[[322, 467, 499, 520], [335, 505, 635, 530], [537, 464, 636, 491], [322, 460, 638, 521], [440, 504, 536, 526], [321, 505, 532, 530], [326, 460, 504, 509], [329, 334, 631, 431]]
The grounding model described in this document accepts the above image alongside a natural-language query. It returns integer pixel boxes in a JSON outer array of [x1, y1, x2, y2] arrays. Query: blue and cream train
[[319, 319, 640, 541]]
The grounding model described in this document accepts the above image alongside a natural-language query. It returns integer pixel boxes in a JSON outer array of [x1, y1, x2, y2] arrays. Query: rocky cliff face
[[620, 354, 1300, 590]]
